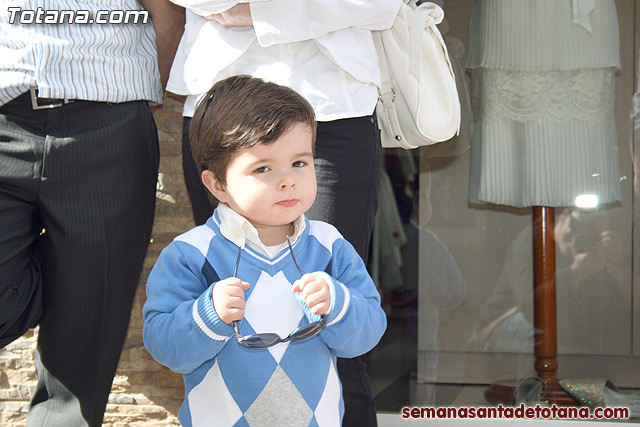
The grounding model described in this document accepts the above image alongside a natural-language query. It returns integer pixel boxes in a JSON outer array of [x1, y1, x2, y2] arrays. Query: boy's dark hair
[[190, 75, 317, 185]]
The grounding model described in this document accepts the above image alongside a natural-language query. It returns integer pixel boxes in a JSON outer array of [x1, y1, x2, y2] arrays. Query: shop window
[[367, 0, 640, 423]]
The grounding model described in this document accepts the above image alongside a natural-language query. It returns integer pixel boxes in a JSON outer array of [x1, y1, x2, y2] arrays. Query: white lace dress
[[466, 0, 621, 207]]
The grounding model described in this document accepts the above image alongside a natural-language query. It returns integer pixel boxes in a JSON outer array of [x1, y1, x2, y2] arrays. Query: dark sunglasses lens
[[289, 321, 325, 341], [238, 333, 281, 349]]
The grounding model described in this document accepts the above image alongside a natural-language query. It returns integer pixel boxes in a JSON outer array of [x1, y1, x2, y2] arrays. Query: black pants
[[0, 93, 159, 427], [183, 115, 382, 426]]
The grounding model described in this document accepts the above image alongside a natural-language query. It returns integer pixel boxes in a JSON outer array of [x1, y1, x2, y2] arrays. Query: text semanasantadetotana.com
[[402, 404, 630, 420], [7, 7, 148, 25]]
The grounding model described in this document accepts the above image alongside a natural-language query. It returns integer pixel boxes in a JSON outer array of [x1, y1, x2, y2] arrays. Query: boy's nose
[[279, 173, 296, 189]]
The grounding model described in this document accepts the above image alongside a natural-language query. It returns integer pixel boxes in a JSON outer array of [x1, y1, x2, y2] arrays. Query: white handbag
[[374, 1, 461, 150]]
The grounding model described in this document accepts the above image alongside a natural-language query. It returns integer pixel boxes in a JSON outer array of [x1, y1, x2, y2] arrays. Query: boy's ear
[[201, 170, 228, 203]]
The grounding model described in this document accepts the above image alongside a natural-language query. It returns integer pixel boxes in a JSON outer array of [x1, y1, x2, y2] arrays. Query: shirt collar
[[216, 203, 306, 258]]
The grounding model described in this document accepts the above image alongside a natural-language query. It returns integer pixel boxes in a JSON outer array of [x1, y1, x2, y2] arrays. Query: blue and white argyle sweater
[[143, 210, 387, 427]]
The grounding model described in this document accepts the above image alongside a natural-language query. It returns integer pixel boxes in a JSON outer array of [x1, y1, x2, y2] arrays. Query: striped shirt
[[0, 0, 162, 106]]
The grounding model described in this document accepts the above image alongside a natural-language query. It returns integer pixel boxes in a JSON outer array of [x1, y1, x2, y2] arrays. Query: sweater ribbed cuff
[[193, 285, 234, 341]]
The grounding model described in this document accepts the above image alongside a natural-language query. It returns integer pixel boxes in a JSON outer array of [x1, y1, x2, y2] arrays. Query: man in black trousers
[[0, 2, 183, 426]]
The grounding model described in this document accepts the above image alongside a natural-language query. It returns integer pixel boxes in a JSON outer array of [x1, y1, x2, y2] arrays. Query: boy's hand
[[212, 278, 250, 325], [292, 273, 331, 316]]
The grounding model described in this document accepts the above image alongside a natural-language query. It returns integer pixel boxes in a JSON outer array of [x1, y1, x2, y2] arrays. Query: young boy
[[143, 76, 387, 427]]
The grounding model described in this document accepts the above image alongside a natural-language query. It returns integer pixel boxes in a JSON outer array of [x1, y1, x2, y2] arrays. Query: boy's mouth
[[277, 199, 298, 208]]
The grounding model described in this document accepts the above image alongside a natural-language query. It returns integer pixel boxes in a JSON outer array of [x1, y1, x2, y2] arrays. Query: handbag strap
[[373, 30, 394, 106]]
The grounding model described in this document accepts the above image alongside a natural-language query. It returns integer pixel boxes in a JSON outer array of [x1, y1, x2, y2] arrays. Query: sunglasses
[[232, 236, 326, 349]]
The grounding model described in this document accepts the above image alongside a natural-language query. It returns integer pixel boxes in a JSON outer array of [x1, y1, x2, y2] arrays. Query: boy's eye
[[292, 161, 306, 168], [254, 166, 270, 173]]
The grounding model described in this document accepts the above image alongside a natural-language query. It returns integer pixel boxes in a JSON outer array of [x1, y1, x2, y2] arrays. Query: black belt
[[29, 87, 74, 110]]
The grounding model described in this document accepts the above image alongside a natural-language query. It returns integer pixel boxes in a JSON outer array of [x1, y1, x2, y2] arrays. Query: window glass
[[367, 0, 639, 422]]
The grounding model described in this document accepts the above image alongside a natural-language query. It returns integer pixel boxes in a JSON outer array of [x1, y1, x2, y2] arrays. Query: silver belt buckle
[[30, 88, 73, 110]]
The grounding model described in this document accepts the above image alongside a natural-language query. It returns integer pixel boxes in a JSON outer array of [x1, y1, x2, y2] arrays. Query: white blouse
[[167, 0, 403, 120]]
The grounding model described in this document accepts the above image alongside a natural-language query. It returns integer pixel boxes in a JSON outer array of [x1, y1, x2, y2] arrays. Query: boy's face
[[203, 122, 317, 235]]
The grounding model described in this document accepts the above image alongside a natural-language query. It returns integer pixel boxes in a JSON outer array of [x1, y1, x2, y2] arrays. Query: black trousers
[[182, 115, 382, 426], [0, 93, 159, 427]]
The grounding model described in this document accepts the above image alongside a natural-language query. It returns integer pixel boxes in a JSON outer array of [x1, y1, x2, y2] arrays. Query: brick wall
[[0, 94, 191, 426]]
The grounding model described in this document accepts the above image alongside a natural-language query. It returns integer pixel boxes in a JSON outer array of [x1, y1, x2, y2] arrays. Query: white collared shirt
[[216, 203, 306, 259], [167, 0, 403, 120]]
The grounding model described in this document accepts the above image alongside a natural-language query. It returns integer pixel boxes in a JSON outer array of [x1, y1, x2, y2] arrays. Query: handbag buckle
[[379, 89, 396, 105]]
